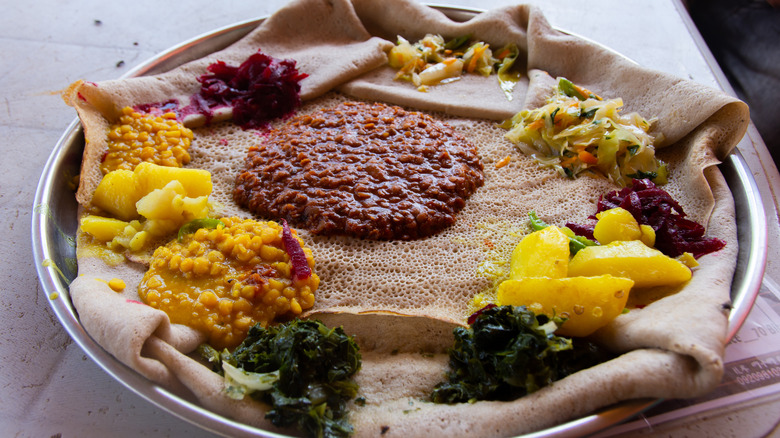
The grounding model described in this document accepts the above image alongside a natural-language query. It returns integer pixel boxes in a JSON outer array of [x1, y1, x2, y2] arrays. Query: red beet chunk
[[574, 179, 725, 258], [134, 100, 180, 116], [467, 304, 497, 325], [280, 220, 312, 283], [564, 222, 595, 240], [195, 50, 308, 129]]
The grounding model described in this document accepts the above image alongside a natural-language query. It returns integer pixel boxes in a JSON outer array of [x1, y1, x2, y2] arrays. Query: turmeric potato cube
[[79, 215, 130, 241], [180, 195, 210, 219], [497, 275, 633, 337], [136, 180, 210, 223], [593, 207, 641, 244], [509, 226, 570, 279], [135, 181, 186, 221], [91, 169, 141, 221], [638, 224, 656, 247], [134, 162, 212, 198], [568, 240, 692, 288], [593, 207, 656, 246]]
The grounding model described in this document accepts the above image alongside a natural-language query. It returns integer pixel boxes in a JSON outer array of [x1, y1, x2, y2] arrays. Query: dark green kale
[[432, 305, 591, 404], [202, 319, 361, 438]]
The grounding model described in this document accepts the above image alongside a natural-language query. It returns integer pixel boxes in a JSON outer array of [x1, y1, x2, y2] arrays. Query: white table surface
[[2, 0, 780, 437]]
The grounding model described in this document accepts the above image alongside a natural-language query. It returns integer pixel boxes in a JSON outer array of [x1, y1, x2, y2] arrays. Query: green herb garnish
[[550, 107, 560, 122], [177, 218, 225, 242], [581, 107, 598, 118], [558, 77, 588, 100], [528, 211, 597, 255], [627, 170, 657, 180]]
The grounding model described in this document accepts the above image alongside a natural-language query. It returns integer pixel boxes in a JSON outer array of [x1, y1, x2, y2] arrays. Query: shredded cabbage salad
[[503, 77, 667, 187], [388, 34, 521, 100]]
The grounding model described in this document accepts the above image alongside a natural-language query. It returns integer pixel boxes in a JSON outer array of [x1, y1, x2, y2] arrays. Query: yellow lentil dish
[[137, 217, 320, 349], [102, 107, 193, 174]]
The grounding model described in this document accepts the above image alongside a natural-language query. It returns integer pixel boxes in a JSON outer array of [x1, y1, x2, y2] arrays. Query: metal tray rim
[[31, 5, 768, 437]]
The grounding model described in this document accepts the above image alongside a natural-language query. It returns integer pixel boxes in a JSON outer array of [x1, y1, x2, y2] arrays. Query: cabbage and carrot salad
[[503, 77, 667, 187], [388, 34, 521, 99]]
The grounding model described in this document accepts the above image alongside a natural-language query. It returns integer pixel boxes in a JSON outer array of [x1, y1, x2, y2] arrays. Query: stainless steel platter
[[31, 5, 767, 437]]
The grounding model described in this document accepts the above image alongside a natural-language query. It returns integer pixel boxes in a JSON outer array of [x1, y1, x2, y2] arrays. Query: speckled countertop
[[2, 1, 779, 437]]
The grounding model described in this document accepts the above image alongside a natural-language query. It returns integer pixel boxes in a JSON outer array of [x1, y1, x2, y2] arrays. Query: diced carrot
[[578, 150, 599, 165], [560, 156, 577, 168], [466, 56, 478, 73], [495, 48, 511, 60], [527, 119, 544, 131], [575, 84, 602, 100], [495, 155, 511, 169], [466, 45, 487, 73]]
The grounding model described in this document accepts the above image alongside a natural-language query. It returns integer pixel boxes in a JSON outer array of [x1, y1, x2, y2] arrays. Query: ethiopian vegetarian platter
[[58, 0, 750, 436]]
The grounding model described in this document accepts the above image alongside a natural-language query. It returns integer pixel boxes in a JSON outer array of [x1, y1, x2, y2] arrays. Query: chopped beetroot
[[564, 222, 595, 240], [134, 99, 180, 116], [280, 219, 312, 283], [467, 304, 497, 325], [570, 179, 725, 258], [194, 50, 308, 129], [184, 93, 213, 122]]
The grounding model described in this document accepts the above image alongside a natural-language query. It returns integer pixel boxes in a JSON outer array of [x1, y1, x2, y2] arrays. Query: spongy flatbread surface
[[64, 0, 748, 436]]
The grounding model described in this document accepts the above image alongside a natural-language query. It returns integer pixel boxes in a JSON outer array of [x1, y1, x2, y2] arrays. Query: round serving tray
[[31, 5, 767, 438]]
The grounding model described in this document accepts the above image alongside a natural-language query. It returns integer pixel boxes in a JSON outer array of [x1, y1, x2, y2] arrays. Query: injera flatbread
[[62, 0, 749, 436]]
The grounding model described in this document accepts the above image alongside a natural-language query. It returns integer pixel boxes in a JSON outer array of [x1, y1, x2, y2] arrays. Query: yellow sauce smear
[[76, 232, 127, 266]]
